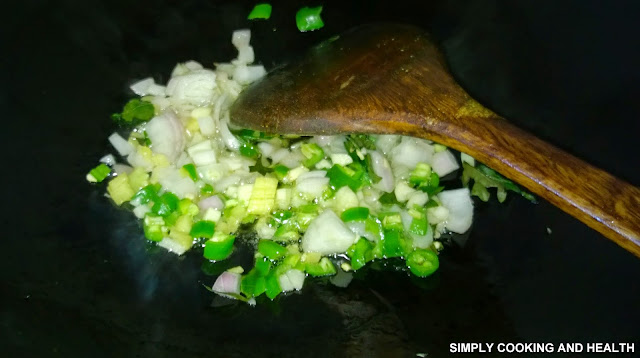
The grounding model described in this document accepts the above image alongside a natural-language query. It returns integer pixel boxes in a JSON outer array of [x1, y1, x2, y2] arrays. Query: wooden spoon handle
[[423, 107, 640, 257]]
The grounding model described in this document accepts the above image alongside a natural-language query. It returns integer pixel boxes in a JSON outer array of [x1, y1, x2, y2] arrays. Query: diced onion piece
[[196, 116, 216, 136], [394, 181, 415, 203], [279, 269, 305, 292], [407, 191, 429, 208], [155, 167, 198, 199], [235, 45, 255, 65], [233, 65, 266, 85], [199, 195, 224, 211], [108, 132, 133, 156], [232, 29, 251, 49], [375, 135, 400, 155], [296, 170, 327, 181], [369, 150, 394, 193], [130, 77, 153, 95], [184, 60, 203, 71], [112, 164, 133, 176], [390, 137, 434, 169], [330, 153, 353, 166], [130, 77, 166, 96], [191, 150, 217, 166], [158, 236, 191, 256], [437, 188, 474, 233], [431, 150, 460, 177], [99, 154, 116, 166], [132, 205, 151, 219], [302, 210, 357, 255], [166, 69, 217, 105], [219, 118, 240, 150], [427, 206, 449, 224], [332, 186, 359, 213], [330, 269, 353, 288], [146, 112, 185, 161], [410, 224, 434, 249], [212, 271, 242, 295], [296, 177, 329, 197]]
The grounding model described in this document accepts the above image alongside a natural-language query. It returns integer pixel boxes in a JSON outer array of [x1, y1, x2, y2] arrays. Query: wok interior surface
[[2, 1, 639, 357]]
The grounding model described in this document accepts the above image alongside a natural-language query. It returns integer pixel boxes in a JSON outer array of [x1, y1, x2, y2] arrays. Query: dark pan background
[[1, 0, 639, 357]]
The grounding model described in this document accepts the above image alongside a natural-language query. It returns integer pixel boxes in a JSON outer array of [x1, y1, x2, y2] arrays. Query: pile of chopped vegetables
[[88, 29, 532, 305]]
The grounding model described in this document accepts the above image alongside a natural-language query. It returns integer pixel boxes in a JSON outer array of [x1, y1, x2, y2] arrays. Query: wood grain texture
[[231, 24, 640, 257]]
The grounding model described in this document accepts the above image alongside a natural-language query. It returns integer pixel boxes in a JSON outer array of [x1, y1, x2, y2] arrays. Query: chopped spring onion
[[295, 6, 324, 32], [143, 214, 166, 242], [87, 164, 111, 183], [248, 3, 272, 19]]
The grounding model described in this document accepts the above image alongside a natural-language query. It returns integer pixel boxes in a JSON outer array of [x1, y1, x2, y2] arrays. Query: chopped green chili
[[406, 249, 439, 277], [248, 3, 272, 19], [341, 207, 370, 222], [295, 6, 324, 32]]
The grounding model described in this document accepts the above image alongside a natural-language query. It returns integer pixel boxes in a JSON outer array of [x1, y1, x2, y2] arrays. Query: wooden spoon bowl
[[230, 24, 640, 257]]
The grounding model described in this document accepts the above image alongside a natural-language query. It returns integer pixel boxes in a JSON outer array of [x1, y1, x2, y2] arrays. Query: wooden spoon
[[230, 24, 640, 257]]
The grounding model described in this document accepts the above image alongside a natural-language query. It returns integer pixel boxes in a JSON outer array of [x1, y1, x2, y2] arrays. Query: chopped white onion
[[146, 112, 185, 161], [215, 63, 235, 76], [184, 60, 203, 71], [132, 205, 151, 219], [219, 117, 240, 150], [112, 164, 133, 176], [191, 149, 217, 166], [233, 65, 266, 85], [279, 269, 305, 292], [158, 237, 191, 256], [394, 181, 415, 202], [99, 154, 116, 166], [129, 77, 154, 95], [330, 153, 353, 166], [330, 269, 353, 288], [390, 137, 434, 169], [231, 29, 251, 49], [296, 170, 327, 181], [407, 191, 429, 207], [127, 149, 153, 171], [108, 132, 134, 156], [431, 150, 460, 177], [196, 115, 216, 136], [296, 177, 329, 197], [129, 77, 166, 96], [302, 210, 358, 255], [369, 150, 394, 193], [199, 195, 224, 211], [155, 167, 198, 199], [235, 45, 255, 65], [375, 135, 400, 155], [438, 188, 474, 233], [166, 69, 217, 105]]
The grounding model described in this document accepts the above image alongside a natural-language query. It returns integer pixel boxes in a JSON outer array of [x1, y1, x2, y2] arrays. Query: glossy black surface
[[2, 1, 639, 357]]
